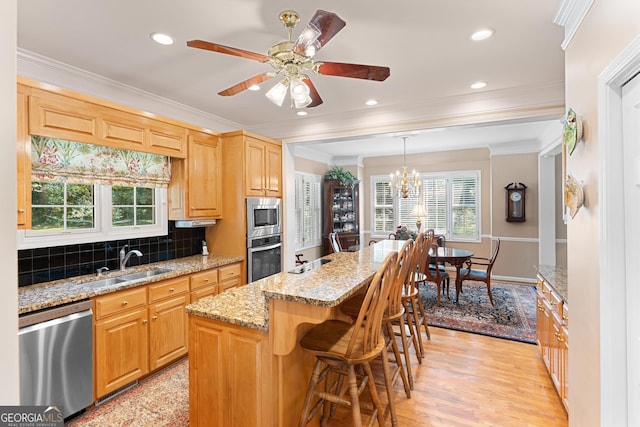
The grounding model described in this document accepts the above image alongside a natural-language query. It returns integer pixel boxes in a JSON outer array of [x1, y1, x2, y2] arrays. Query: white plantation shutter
[[370, 171, 480, 241], [295, 172, 322, 250], [372, 178, 394, 234], [451, 174, 479, 239], [423, 176, 447, 235]]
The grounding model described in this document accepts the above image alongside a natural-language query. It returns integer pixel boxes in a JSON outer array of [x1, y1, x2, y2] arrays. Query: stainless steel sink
[[79, 268, 173, 289], [78, 277, 127, 289], [117, 268, 173, 282]]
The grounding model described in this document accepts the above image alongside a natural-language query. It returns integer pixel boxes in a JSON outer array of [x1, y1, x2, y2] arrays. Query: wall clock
[[505, 182, 527, 222]]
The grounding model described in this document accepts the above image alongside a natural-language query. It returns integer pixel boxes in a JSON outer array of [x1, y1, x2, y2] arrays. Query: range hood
[[174, 220, 217, 228]]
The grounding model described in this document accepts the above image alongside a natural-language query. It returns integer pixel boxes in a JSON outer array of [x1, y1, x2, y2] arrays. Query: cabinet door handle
[[143, 319, 148, 325], [152, 315, 158, 321], [191, 207, 195, 210], [18, 208, 25, 213]]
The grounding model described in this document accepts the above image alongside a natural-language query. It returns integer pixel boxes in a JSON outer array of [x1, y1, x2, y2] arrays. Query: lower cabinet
[[536, 275, 569, 413], [93, 276, 189, 399], [189, 316, 272, 427]]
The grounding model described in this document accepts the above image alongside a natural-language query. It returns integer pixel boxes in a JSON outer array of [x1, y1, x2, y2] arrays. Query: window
[[19, 184, 167, 249], [371, 170, 480, 241], [294, 172, 322, 250]]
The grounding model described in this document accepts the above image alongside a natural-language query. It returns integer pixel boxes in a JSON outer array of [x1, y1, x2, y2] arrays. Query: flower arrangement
[[394, 225, 417, 240]]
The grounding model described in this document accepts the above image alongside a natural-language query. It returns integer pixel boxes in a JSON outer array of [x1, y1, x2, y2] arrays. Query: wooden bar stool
[[403, 231, 434, 361], [339, 239, 415, 396], [298, 252, 399, 427]]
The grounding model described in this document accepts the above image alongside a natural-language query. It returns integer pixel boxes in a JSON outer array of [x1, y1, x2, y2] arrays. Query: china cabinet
[[322, 178, 359, 255]]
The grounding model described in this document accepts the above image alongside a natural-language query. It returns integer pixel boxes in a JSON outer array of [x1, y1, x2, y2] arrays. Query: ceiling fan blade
[[187, 40, 270, 63], [293, 10, 346, 57], [302, 78, 323, 107], [317, 62, 391, 81], [218, 73, 275, 96]]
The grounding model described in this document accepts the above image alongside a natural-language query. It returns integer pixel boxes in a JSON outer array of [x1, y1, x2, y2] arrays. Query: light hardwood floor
[[328, 326, 568, 427]]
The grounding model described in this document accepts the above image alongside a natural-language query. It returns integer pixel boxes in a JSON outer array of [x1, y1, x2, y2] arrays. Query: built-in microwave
[[246, 197, 281, 238]]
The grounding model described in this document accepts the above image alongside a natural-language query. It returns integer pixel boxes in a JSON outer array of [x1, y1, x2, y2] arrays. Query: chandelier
[[389, 137, 420, 198]]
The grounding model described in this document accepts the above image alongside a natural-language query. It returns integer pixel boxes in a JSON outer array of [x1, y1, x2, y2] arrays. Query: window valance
[[31, 135, 171, 188]]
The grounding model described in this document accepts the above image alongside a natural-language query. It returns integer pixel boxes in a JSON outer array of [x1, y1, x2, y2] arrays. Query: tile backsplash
[[18, 222, 206, 287]]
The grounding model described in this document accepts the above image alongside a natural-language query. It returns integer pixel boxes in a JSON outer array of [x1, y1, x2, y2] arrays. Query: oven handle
[[249, 243, 282, 252]]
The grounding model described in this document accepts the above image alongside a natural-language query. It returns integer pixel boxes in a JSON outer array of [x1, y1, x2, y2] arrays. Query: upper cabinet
[[169, 130, 222, 219], [243, 134, 282, 198], [22, 81, 187, 158], [16, 86, 31, 229]]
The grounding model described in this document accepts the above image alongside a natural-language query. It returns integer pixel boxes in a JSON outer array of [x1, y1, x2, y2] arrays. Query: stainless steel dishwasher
[[19, 299, 94, 419]]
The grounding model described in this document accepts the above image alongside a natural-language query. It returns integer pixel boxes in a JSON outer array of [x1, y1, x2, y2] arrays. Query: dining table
[[430, 246, 474, 303]]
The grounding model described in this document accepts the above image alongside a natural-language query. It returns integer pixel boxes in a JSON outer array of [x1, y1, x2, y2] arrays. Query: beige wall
[[361, 148, 541, 280], [555, 153, 568, 266], [294, 156, 329, 262], [565, 1, 640, 425], [491, 153, 540, 279]]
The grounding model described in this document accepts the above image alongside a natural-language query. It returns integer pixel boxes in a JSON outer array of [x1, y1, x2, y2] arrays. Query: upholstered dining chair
[[328, 232, 342, 253], [298, 251, 399, 427], [458, 239, 501, 305]]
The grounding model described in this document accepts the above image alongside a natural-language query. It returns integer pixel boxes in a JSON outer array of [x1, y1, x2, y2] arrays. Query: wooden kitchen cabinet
[[94, 287, 149, 398], [189, 316, 272, 427], [189, 263, 242, 302], [169, 130, 222, 220], [93, 276, 190, 399], [16, 86, 31, 229], [536, 275, 568, 413], [245, 137, 282, 197]]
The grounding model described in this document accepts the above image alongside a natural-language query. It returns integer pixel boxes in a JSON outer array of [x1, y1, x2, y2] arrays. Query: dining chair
[[329, 232, 343, 253], [298, 251, 399, 427], [458, 239, 501, 305]]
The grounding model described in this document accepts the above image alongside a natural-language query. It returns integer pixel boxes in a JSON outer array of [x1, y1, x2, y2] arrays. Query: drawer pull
[[169, 287, 175, 292], [562, 314, 568, 321], [122, 301, 128, 306], [204, 278, 209, 282], [143, 319, 148, 325], [554, 332, 566, 342], [152, 315, 158, 321]]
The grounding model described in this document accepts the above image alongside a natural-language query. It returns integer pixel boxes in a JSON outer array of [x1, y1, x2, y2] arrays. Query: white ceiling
[[17, 0, 566, 159]]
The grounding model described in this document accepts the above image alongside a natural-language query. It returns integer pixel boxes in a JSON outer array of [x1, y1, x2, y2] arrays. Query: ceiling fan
[[186, 10, 391, 109]]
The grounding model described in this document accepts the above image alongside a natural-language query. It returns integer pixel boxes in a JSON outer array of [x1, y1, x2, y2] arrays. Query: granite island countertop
[[534, 264, 568, 303], [18, 254, 243, 315], [186, 239, 404, 331]]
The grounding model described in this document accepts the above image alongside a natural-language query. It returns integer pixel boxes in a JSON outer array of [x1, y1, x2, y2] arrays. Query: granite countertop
[[18, 254, 243, 315], [535, 264, 568, 303], [186, 239, 405, 331]]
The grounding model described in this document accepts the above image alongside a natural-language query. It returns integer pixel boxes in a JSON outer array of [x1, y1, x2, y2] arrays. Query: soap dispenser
[[201, 240, 209, 256]]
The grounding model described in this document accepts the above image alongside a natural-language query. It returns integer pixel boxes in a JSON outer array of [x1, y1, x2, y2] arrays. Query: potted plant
[[324, 166, 359, 187]]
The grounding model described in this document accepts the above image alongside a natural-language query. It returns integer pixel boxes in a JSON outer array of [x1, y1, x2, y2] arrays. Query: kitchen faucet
[[120, 245, 143, 270]]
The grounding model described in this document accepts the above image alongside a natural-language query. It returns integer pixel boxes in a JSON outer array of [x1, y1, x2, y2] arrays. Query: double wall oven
[[246, 197, 282, 283]]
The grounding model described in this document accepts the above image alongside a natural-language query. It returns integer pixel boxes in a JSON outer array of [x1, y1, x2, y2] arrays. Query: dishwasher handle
[[19, 299, 92, 328]]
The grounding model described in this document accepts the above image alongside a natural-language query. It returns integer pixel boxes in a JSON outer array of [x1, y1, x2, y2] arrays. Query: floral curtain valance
[[31, 135, 171, 188]]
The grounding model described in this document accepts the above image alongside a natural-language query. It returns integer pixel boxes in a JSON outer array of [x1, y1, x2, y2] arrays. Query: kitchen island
[[186, 240, 402, 427]]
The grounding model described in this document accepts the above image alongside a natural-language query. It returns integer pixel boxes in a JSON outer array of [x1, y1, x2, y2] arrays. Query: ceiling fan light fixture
[[266, 80, 289, 106], [295, 24, 321, 56]]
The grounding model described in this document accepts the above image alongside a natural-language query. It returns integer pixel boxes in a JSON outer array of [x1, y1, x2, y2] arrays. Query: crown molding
[[17, 49, 241, 132], [293, 145, 333, 165], [554, 0, 595, 50], [489, 139, 543, 156]]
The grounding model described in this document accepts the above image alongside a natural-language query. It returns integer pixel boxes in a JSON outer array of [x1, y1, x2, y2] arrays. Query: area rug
[[420, 280, 537, 344], [66, 358, 189, 426]]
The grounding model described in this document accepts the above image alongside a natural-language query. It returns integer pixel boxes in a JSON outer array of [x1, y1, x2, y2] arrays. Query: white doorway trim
[[598, 35, 640, 427]]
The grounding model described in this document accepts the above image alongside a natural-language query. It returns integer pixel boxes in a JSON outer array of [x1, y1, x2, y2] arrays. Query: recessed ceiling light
[[471, 28, 495, 41], [150, 32, 174, 45], [365, 99, 378, 106], [248, 85, 261, 91], [296, 111, 308, 116], [470, 81, 487, 89]]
